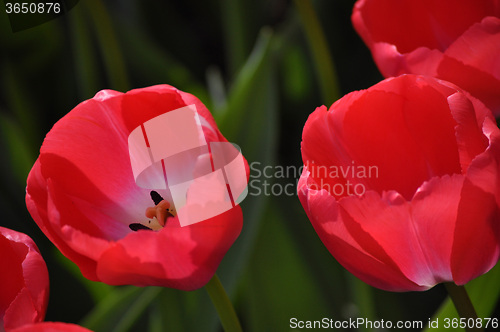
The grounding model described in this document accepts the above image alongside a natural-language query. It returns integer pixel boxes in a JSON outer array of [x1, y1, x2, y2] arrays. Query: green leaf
[[113, 19, 210, 107], [206, 66, 227, 112], [180, 27, 280, 332], [280, 45, 313, 102], [241, 202, 332, 331], [81, 286, 142, 331], [1, 64, 40, 148], [81, 286, 162, 332], [53, 248, 113, 303], [148, 289, 187, 332], [83, 0, 130, 92], [68, 3, 100, 100], [0, 112, 35, 183], [219, 0, 249, 76], [111, 287, 162, 332], [215, 27, 279, 293], [216, 27, 274, 140], [347, 275, 378, 332], [294, 0, 341, 105]]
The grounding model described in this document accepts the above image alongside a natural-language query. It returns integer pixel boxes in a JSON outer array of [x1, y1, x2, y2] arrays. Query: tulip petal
[[370, 43, 444, 77], [96, 207, 243, 290], [300, 105, 355, 199], [411, 174, 465, 283], [451, 117, 500, 284], [447, 91, 490, 172], [339, 190, 441, 288], [451, 178, 500, 285], [301, 76, 464, 200], [26, 162, 101, 281], [0, 228, 49, 330], [437, 17, 500, 114], [298, 170, 424, 291], [352, 0, 500, 115], [0, 235, 25, 319], [352, 0, 494, 53], [4, 288, 40, 331], [38, 95, 149, 236], [10, 322, 92, 332], [444, 17, 500, 81]]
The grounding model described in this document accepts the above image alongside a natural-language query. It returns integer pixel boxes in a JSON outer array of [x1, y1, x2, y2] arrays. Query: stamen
[[129, 217, 164, 231], [151, 191, 164, 205], [145, 200, 173, 226], [129, 223, 153, 231], [129, 191, 176, 232]]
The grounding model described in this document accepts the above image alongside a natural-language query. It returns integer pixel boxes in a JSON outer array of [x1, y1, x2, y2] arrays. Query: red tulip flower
[[352, 0, 500, 116], [26, 85, 246, 291], [8, 323, 91, 332], [298, 74, 500, 291], [0, 227, 48, 331], [0, 226, 91, 332]]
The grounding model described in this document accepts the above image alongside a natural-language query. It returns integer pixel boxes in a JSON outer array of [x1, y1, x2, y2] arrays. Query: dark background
[[1, 0, 498, 331]]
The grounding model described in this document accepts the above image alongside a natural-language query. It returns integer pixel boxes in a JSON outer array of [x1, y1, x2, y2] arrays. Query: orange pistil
[[145, 200, 175, 227]]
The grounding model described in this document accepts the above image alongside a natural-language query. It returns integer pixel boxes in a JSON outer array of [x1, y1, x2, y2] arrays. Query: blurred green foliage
[[0, 0, 498, 331]]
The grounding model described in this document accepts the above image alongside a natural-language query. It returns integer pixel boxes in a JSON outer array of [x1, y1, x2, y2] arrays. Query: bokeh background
[[1, 0, 499, 331]]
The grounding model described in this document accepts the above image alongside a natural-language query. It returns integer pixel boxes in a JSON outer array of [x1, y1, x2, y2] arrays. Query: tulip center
[[129, 191, 176, 232]]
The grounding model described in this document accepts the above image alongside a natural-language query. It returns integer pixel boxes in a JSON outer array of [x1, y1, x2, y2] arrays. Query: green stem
[[348, 275, 377, 332], [294, 0, 341, 105], [444, 282, 483, 332], [205, 274, 243, 332]]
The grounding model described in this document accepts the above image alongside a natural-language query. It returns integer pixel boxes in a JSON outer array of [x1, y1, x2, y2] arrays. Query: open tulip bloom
[[25, 85, 247, 330], [298, 75, 500, 298], [352, 0, 500, 116]]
